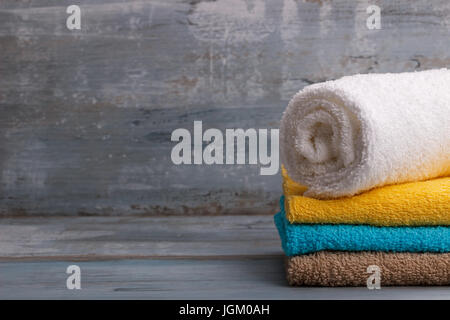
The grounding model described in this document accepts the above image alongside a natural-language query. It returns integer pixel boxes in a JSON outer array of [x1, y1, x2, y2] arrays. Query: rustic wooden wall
[[1, 0, 449, 216]]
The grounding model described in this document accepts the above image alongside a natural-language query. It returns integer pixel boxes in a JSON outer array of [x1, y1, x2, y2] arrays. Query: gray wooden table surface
[[0, 215, 448, 299]]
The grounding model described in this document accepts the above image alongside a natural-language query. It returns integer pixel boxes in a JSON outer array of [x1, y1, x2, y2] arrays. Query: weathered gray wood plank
[[0, 215, 282, 259], [1, 258, 449, 299], [0, 215, 448, 299], [1, 0, 450, 215]]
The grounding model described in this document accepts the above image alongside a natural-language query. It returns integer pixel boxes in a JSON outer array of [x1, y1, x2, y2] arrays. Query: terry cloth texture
[[286, 251, 450, 286], [280, 69, 450, 199], [282, 167, 450, 226], [274, 198, 450, 256]]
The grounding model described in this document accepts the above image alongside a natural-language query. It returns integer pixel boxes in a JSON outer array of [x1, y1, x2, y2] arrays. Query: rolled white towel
[[280, 69, 450, 199]]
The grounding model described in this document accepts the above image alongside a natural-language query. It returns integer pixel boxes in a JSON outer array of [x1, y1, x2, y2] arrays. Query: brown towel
[[286, 251, 450, 286]]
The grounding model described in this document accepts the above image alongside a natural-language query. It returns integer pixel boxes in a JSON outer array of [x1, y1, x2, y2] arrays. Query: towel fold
[[280, 69, 450, 199], [282, 167, 450, 226], [286, 251, 450, 286], [274, 198, 450, 256]]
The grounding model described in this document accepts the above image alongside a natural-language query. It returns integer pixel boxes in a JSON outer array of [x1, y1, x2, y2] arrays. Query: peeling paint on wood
[[1, 0, 450, 215]]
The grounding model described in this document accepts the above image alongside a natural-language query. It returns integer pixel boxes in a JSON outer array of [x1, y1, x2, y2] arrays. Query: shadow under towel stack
[[275, 69, 450, 287]]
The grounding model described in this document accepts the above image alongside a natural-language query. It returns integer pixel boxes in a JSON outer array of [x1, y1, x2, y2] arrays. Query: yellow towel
[[282, 167, 450, 226]]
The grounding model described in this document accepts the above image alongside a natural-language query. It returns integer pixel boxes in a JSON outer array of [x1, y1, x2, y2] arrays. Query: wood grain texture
[[0, 215, 281, 259], [0, 215, 448, 299], [1, 258, 450, 299], [1, 0, 450, 215]]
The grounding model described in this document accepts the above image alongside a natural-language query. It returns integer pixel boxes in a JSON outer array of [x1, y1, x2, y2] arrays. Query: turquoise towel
[[274, 197, 450, 256]]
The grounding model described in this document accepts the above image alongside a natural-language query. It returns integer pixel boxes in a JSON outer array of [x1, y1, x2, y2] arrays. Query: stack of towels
[[275, 69, 450, 286]]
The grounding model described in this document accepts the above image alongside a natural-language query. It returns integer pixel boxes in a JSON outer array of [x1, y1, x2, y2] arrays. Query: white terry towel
[[280, 69, 450, 199]]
